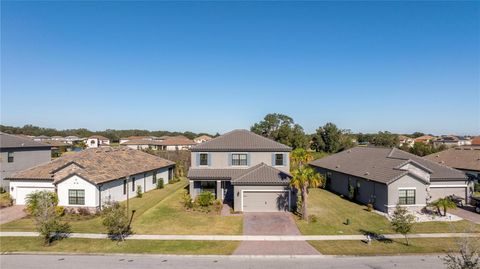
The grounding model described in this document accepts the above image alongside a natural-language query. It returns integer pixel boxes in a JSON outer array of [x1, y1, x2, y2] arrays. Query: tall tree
[[371, 131, 399, 147], [311, 123, 354, 153], [251, 113, 308, 149], [290, 166, 323, 221]]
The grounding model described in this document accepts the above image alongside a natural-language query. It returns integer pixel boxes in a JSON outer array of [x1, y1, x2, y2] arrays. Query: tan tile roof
[[192, 129, 291, 152], [122, 139, 164, 146], [471, 136, 480, 146], [88, 135, 110, 141], [310, 147, 466, 185], [414, 135, 435, 143], [159, 136, 196, 146], [195, 135, 212, 140], [7, 147, 175, 184], [424, 146, 480, 172]]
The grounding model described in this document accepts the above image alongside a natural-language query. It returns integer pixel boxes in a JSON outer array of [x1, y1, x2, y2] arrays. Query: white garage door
[[429, 187, 467, 202], [15, 187, 55, 205], [242, 191, 290, 212]]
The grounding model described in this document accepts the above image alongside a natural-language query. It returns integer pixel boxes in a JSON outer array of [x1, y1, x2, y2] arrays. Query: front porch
[[189, 180, 234, 202]]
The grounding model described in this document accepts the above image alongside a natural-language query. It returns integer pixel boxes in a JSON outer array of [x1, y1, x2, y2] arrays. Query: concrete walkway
[[1, 232, 479, 241], [0, 205, 26, 225]]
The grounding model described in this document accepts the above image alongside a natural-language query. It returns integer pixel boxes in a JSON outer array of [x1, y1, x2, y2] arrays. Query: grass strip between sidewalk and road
[[309, 238, 465, 255], [0, 237, 240, 255]]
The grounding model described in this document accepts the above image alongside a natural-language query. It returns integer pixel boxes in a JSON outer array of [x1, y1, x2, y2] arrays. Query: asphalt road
[[0, 254, 448, 269]]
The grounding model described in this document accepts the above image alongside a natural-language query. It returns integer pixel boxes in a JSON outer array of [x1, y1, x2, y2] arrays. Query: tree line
[[0, 124, 217, 142]]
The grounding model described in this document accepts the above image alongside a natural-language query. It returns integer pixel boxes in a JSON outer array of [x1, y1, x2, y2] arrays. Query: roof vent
[[364, 172, 369, 176], [335, 165, 340, 168]]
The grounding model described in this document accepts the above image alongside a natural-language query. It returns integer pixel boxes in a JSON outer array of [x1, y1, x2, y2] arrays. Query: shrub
[[213, 199, 223, 213], [366, 203, 373, 212], [101, 201, 131, 241], [76, 207, 91, 216], [136, 185, 142, 198], [55, 206, 65, 217], [0, 192, 13, 208], [0, 187, 6, 194], [25, 191, 58, 215], [156, 179, 164, 189], [182, 191, 194, 209], [309, 215, 318, 223], [195, 191, 215, 207]]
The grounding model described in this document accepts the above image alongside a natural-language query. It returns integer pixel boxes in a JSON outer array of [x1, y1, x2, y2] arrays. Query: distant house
[[33, 135, 51, 142], [194, 135, 213, 144], [159, 136, 196, 151], [86, 135, 110, 148], [432, 135, 472, 148], [310, 147, 471, 214], [51, 136, 65, 141], [471, 136, 480, 146], [398, 135, 414, 148], [43, 140, 73, 157], [7, 147, 175, 207], [122, 139, 163, 150], [0, 133, 52, 190], [425, 146, 480, 180], [64, 136, 83, 144], [119, 136, 157, 144], [414, 135, 435, 144]]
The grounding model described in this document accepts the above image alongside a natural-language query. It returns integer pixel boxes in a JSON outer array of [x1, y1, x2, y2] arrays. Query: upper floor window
[[232, 154, 247, 166], [199, 153, 208, 166], [7, 152, 14, 163], [398, 189, 415, 205], [275, 154, 284, 166]]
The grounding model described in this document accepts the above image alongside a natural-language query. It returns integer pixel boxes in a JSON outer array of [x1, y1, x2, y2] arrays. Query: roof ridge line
[[233, 163, 266, 181]]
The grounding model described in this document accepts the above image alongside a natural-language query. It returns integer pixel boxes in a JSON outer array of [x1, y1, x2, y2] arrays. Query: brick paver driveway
[[0, 205, 26, 225], [450, 206, 480, 224], [233, 213, 320, 255]]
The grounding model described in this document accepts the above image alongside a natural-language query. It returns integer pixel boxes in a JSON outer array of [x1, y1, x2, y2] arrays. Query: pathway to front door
[[233, 213, 320, 255]]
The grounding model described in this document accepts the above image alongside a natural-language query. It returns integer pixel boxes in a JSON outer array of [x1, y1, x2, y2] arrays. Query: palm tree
[[437, 198, 457, 216], [290, 148, 313, 170], [290, 166, 323, 220]]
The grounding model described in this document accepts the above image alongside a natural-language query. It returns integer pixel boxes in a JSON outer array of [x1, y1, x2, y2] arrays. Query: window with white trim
[[398, 189, 415, 205], [68, 189, 85, 205], [275, 153, 284, 166]]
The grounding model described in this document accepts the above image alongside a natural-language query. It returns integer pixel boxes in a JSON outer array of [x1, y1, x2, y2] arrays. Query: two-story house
[[0, 133, 52, 190], [187, 129, 293, 212]]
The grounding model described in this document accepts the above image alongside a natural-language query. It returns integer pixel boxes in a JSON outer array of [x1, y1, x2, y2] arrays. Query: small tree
[[443, 232, 480, 269], [156, 179, 164, 189], [101, 201, 131, 241], [431, 197, 457, 216], [390, 205, 415, 246], [136, 185, 142, 198], [26, 191, 71, 245], [290, 166, 323, 220]]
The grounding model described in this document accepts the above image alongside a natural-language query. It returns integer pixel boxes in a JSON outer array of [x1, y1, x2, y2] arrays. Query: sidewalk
[[1, 232, 478, 241]]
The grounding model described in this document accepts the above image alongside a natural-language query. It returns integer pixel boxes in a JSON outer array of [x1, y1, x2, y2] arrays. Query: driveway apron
[[233, 213, 320, 255]]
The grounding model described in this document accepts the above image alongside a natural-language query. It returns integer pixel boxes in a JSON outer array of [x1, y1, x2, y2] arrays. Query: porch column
[[189, 180, 195, 198], [216, 180, 222, 200]]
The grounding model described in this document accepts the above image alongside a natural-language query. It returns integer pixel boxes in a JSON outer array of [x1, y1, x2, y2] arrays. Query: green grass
[[133, 185, 243, 235], [0, 237, 239, 255], [296, 188, 480, 235], [0, 180, 187, 233], [309, 238, 465, 255]]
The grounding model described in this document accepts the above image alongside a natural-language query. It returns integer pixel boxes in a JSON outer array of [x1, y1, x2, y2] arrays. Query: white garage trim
[[429, 185, 468, 188], [15, 186, 55, 205], [240, 189, 291, 212]]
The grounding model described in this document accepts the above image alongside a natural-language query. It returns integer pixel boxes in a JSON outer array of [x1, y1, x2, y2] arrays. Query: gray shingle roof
[[309, 147, 466, 185], [188, 163, 292, 185], [424, 146, 480, 172], [0, 132, 51, 149], [191, 129, 291, 152]]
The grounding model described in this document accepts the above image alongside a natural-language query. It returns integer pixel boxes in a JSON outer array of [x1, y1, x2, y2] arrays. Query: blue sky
[[1, 1, 479, 135]]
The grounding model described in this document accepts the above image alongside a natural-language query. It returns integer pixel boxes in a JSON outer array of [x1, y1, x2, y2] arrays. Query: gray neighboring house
[[310, 147, 471, 214], [0, 133, 52, 190], [187, 129, 293, 212]]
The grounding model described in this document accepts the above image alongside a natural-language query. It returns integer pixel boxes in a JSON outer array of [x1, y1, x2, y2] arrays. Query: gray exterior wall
[[233, 185, 293, 212], [191, 151, 290, 173], [0, 148, 51, 190], [387, 174, 428, 213]]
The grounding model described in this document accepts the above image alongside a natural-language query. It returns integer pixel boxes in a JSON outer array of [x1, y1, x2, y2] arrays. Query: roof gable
[[192, 129, 291, 152]]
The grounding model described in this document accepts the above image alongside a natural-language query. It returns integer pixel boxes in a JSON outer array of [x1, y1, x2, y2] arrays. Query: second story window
[[7, 152, 14, 163], [275, 153, 284, 166], [199, 153, 208, 166], [232, 154, 247, 166]]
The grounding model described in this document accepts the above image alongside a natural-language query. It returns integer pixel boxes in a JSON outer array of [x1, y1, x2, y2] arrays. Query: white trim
[[241, 189, 291, 212], [429, 185, 468, 188], [398, 187, 416, 190], [386, 204, 426, 208]]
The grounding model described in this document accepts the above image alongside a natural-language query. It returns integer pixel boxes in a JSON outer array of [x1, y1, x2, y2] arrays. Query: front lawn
[[0, 237, 239, 255], [133, 186, 243, 235], [296, 188, 480, 235], [309, 238, 464, 255], [0, 180, 187, 233]]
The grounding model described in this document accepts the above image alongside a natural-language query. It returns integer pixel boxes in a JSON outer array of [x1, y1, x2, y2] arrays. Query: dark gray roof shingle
[[0, 132, 51, 149], [191, 129, 291, 152], [309, 147, 466, 184]]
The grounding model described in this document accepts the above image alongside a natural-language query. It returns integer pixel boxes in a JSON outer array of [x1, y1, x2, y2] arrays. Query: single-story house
[[310, 147, 471, 214], [424, 146, 480, 181], [7, 147, 175, 208], [159, 136, 196, 151], [122, 139, 164, 150], [194, 135, 213, 144]]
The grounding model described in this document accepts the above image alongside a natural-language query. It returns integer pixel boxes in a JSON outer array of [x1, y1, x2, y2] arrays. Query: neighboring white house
[[86, 135, 110, 148], [159, 136, 196, 151], [7, 147, 175, 208], [122, 139, 163, 150], [194, 135, 213, 144], [119, 136, 158, 144], [398, 135, 414, 148]]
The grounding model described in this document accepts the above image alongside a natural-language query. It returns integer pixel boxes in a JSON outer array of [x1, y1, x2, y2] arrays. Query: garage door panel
[[243, 191, 289, 212], [15, 187, 55, 205], [429, 187, 466, 201]]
